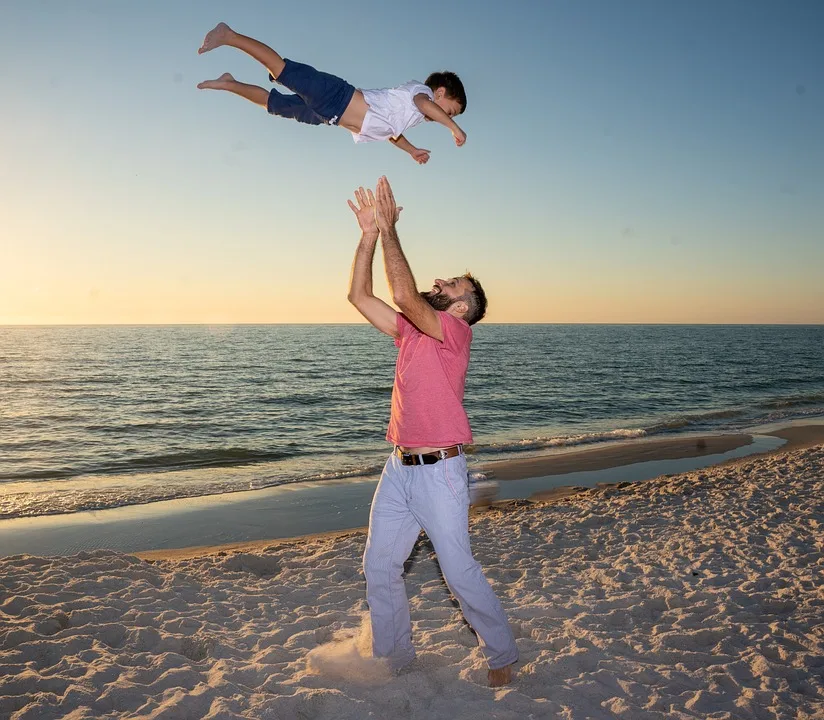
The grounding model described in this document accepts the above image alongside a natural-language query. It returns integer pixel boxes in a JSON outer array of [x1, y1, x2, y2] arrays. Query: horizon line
[[2, 322, 823, 328]]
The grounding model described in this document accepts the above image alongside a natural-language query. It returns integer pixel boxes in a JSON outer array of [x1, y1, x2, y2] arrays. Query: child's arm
[[413, 94, 466, 146], [389, 135, 431, 165]]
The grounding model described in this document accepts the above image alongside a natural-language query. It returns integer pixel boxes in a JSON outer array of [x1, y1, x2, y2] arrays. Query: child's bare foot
[[197, 72, 235, 90], [198, 22, 233, 54], [488, 664, 514, 687]]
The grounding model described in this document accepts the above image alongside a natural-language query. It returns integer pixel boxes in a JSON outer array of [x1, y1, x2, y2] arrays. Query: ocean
[[1, 324, 823, 521]]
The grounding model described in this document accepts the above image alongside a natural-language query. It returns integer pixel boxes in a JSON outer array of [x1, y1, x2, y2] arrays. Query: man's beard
[[420, 290, 455, 312]]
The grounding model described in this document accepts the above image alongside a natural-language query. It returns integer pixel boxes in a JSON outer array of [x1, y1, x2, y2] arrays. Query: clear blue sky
[[2, 0, 822, 323]]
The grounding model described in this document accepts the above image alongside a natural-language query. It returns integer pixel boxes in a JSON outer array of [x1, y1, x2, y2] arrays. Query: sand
[[2, 437, 823, 718]]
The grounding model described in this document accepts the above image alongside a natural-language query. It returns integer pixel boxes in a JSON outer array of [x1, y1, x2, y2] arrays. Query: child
[[197, 23, 466, 164]]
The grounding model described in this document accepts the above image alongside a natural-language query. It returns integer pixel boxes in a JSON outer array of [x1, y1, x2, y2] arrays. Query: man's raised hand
[[375, 176, 403, 232], [348, 187, 378, 235]]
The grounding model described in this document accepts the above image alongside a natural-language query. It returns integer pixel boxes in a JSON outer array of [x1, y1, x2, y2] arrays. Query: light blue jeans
[[363, 452, 518, 671]]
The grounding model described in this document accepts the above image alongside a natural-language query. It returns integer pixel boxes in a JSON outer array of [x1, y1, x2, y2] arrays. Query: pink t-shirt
[[385, 311, 473, 447]]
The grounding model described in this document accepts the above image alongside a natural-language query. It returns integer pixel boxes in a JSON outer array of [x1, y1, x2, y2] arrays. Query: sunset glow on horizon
[[2, 1, 822, 325]]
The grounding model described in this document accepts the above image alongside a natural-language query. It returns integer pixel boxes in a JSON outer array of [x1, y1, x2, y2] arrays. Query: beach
[[1, 426, 823, 719], [4, 1, 824, 717]]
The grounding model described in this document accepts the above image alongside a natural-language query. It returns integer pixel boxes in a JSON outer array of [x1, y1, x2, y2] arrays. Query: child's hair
[[425, 71, 467, 114]]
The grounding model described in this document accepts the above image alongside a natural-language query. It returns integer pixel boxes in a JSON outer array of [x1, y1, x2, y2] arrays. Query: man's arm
[[413, 94, 466, 146], [375, 177, 444, 341], [347, 190, 398, 338], [389, 134, 430, 164], [348, 231, 398, 337]]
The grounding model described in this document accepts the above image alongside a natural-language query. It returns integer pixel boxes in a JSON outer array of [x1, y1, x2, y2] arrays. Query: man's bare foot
[[488, 664, 514, 687], [198, 22, 233, 54], [197, 72, 235, 90]]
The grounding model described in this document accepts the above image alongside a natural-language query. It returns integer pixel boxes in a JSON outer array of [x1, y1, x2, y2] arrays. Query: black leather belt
[[394, 445, 463, 466]]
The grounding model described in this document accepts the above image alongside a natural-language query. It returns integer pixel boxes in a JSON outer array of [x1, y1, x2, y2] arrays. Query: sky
[[1, 0, 822, 324]]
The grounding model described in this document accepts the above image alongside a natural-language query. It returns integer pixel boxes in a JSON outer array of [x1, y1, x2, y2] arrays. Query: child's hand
[[347, 187, 378, 235], [453, 127, 466, 147], [411, 148, 430, 165]]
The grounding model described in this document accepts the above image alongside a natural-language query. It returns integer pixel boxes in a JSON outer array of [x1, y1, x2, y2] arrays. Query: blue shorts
[[267, 58, 355, 126]]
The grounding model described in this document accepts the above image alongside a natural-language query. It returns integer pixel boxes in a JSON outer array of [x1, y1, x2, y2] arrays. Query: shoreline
[[136, 423, 824, 562], [479, 432, 754, 481]]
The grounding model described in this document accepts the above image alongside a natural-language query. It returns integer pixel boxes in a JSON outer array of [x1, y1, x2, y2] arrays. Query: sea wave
[[762, 406, 824, 423], [253, 462, 387, 489], [0, 447, 299, 482], [758, 393, 824, 409], [473, 428, 650, 455], [0, 458, 391, 520], [643, 408, 747, 433]]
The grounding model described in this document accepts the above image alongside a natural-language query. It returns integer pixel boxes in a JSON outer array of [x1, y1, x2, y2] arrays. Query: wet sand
[[481, 433, 753, 481], [760, 424, 824, 452]]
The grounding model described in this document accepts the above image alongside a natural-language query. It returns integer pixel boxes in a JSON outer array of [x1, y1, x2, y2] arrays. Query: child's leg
[[198, 22, 286, 82], [197, 73, 268, 108], [197, 73, 326, 125], [198, 22, 354, 126]]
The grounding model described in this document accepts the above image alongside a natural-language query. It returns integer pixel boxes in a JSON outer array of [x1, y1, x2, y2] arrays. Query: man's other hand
[[375, 176, 403, 232], [347, 187, 379, 235]]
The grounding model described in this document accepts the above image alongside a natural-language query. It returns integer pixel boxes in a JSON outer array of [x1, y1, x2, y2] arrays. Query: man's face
[[420, 276, 472, 312]]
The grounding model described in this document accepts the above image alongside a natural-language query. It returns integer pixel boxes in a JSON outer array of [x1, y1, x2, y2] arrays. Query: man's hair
[[425, 71, 467, 114], [458, 273, 487, 325]]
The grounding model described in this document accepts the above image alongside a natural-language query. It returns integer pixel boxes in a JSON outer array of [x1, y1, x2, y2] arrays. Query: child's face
[[432, 88, 463, 118]]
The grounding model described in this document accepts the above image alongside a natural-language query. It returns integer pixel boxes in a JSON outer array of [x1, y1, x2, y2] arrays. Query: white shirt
[[352, 81, 434, 143]]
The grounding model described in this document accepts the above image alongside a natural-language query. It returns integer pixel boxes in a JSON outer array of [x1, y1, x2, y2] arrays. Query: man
[[346, 176, 518, 687]]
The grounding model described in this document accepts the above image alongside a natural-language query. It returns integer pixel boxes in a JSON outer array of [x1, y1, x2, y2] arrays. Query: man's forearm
[[380, 225, 418, 304], [348, 232, 379, 301]]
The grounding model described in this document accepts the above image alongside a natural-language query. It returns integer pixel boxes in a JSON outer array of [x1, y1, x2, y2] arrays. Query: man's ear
[[450, 300, 469, 318], [434, 87, 444, 101]]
